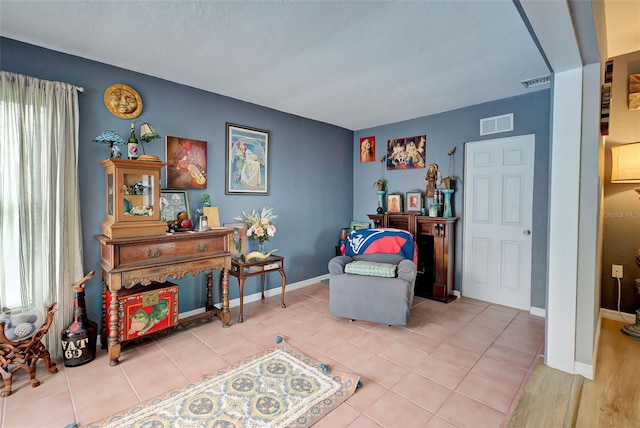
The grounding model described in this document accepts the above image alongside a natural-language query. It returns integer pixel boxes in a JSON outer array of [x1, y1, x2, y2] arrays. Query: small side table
[[228, 255, 287, 323]]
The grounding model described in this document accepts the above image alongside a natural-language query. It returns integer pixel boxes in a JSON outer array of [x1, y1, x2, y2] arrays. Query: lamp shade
[[611, 142, 640, 183], [139, 123, 160, 143], [93, 130, 125, 145]]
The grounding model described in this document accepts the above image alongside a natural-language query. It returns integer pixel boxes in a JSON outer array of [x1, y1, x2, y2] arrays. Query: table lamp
[[93, 130, 125, 159], [138, 122, 161, 161]]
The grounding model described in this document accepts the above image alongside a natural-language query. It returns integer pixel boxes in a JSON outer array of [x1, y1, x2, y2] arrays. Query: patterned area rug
[[84, 339, 360, 428]]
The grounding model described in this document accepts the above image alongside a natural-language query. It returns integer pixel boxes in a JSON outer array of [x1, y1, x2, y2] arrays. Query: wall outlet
[[612, 264, 623, 279]]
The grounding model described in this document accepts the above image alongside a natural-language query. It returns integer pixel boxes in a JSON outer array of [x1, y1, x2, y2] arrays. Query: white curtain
[[0, 71, 84, 358]]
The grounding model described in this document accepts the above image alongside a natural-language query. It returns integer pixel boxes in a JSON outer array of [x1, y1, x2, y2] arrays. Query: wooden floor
[[509, 317, 640, 427]]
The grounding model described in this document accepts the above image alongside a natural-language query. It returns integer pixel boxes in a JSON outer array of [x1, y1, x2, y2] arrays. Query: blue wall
[[352, 90, 551, 308], [2, 37, 552, 317], [1, 38, 354, 320]]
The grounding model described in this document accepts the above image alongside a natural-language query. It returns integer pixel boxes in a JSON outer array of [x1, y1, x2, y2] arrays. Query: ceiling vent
[[521, 75, 551, 88], [480, 113, 514, 136]]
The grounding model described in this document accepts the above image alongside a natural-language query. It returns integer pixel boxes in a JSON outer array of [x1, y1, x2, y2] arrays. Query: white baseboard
[[452, 290, 461, 298], [581, 308, 637, 380], [600, 308, 635, 323], [530, 306, 545, 318], [574, 361, 594, 380], [178, 274, 329, 319]]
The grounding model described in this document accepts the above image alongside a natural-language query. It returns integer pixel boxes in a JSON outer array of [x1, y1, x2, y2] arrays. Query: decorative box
[[105, 281, 178, 342]]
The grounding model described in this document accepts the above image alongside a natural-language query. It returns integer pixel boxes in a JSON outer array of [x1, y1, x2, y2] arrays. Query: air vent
[[521, 75, 551, 88], [480, 113, 514, 136]]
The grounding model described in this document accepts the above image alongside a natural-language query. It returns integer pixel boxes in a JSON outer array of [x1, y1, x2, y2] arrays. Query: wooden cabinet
[[369, 213, 457, 302], [96, 229, 232, 366], [100, 158, 167, 238]]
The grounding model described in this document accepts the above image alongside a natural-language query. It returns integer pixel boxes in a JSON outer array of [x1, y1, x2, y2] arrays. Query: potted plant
[[443, 147, 457, 189], [373, 156, 387, 191]]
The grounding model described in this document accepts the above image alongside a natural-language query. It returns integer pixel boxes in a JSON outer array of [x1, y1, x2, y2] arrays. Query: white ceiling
[[0, 1, 637, 130]]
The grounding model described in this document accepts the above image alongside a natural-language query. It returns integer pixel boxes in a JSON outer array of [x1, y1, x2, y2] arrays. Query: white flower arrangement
[[234, 207, 277, 244]]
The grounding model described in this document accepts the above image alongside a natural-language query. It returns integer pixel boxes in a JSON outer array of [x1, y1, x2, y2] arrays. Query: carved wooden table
[[228, 255, 286, 323], [96, 229, 232, 366]]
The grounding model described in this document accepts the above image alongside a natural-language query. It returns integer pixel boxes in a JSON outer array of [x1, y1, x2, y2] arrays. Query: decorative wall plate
[[104, 83, 143, 119]]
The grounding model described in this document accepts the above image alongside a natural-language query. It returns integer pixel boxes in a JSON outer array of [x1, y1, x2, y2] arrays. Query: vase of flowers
[[234, 207, 277, 254]]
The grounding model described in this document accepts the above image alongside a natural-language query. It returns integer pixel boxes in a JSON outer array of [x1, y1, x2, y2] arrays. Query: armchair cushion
[[344, 260, 397, 278]]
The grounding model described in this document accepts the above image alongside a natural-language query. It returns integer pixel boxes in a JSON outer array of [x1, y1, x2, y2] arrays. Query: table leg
[[100, 273, 107, 349], [205, 271, 214, 312], [108, 290, 121, 366], [238, 278, 246, 323], [279, 270, 287, 309], [261, 274, 265, 300], [220, 269, 231, 327]]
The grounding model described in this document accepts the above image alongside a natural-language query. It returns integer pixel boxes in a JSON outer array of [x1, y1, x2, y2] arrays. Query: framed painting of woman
[[225, 123, 270, 195]]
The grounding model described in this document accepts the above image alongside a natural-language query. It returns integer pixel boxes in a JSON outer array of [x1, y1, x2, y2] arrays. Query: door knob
[[523, 229, 531, 236]]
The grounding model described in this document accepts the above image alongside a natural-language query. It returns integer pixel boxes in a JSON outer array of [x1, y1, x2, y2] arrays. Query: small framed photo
[[225, 123, 270, 195], [160, 189, 190, 222], [350, 221, 370, 232], [406, 191, 423, 212], [224, 222, 247, 255], [387, 194, 403, 213]]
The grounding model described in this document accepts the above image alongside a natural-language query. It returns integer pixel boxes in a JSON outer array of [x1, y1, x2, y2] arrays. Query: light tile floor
[[0, 283, 544, 428]]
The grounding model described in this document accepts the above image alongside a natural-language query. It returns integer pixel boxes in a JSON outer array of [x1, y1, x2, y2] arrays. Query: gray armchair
[[328, 253, 417, 326]]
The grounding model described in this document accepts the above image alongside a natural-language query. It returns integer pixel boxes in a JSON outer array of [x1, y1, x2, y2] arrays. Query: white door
[[462, 135, 535, 310]]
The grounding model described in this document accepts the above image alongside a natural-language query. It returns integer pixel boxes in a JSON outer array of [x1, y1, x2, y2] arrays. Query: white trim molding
[[179, 274, 330, 319]]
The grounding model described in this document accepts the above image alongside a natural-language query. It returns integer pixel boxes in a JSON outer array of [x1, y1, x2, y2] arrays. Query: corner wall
[[602, 50, 640, 314], [352, 90, 551, 308], [1, 37, 354, 321]]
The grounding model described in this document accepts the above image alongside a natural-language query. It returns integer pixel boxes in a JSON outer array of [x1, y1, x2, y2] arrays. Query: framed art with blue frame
[[225, 123, 270, 195]]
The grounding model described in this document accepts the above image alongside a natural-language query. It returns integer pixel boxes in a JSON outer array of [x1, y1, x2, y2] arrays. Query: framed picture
[[386, 135, 426, 170], [406, 190, 422, 212], [225, 123, 270, 195], [359, 136, 376, 163], [224, 222, 247, 255], [350, 221, 370, 231], [387, 194, 403, 213], [165, 136, 208, 189], [160, 189, 190, 222]]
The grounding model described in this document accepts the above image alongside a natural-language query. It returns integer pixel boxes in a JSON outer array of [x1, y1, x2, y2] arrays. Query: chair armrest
[[397, 259, 417, 283], [328, 256, 354, 275]]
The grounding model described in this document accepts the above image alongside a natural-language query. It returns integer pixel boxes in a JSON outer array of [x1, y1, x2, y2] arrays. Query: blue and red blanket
[[341, 228, 417, 264]]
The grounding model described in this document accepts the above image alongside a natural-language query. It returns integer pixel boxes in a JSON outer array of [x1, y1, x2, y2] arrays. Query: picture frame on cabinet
[[160, 189, 190, 222], [225, 123, 270, 195], [349, 221, 370, 232], [224, 222, 247, 255], [406, 191, 422, 212], [387, 194, 402, 213]]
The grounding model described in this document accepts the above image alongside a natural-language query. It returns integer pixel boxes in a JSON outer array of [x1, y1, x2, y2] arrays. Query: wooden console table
[[228, 255, 286, 323], [96, 229, 232, 366], [369, 213, 457, 302]]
